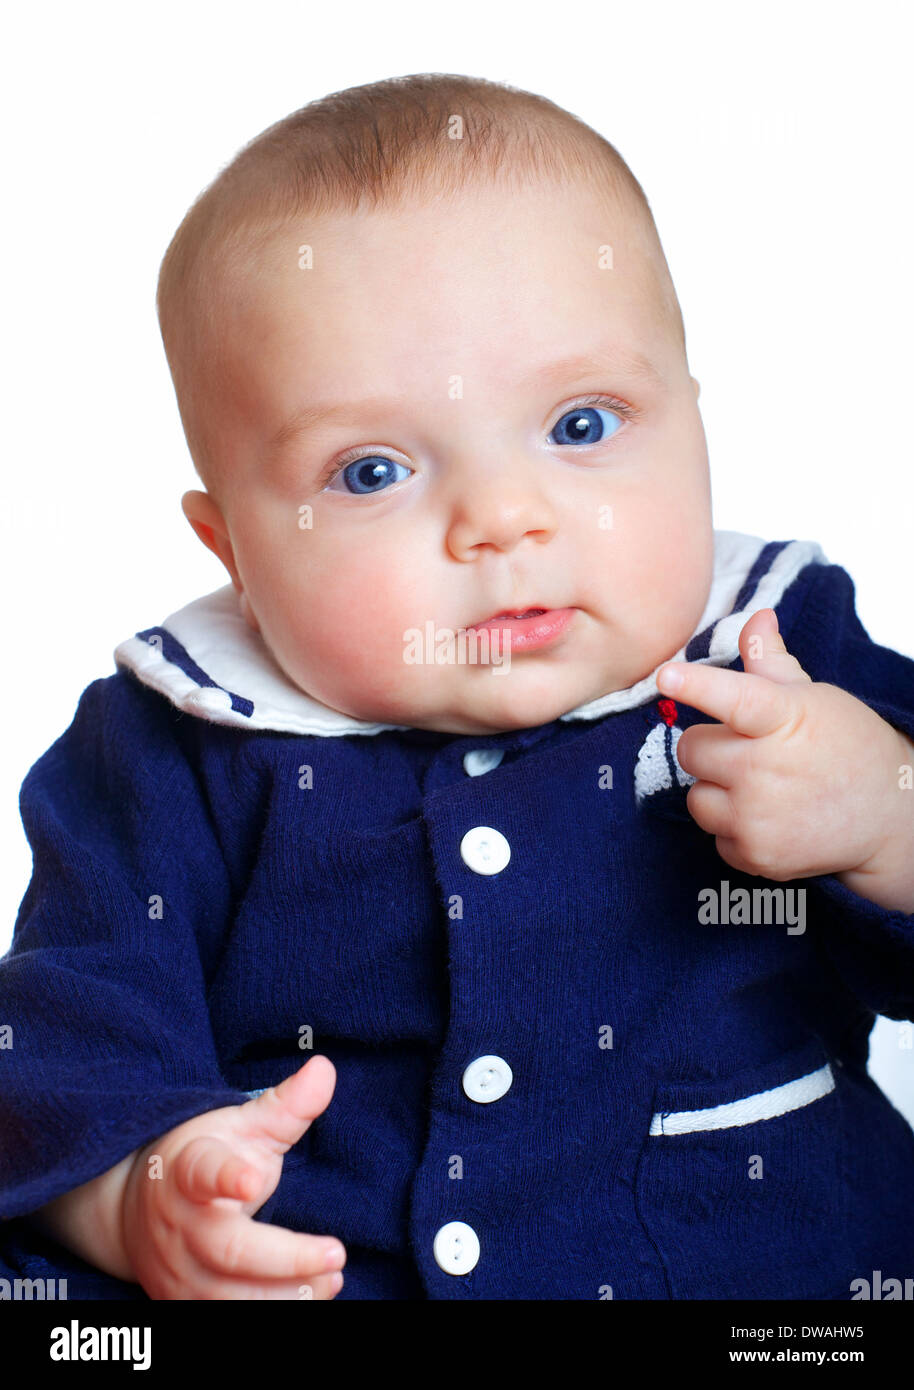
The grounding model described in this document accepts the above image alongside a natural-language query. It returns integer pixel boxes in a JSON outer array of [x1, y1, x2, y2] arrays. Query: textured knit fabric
[[1, 531, 913, 1300]]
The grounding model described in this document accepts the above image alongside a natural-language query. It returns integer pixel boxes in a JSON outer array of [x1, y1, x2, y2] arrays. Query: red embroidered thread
[[657, 698, 678, 727]]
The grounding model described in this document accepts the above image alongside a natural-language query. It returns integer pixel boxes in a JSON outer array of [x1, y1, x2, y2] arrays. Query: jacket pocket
[[634, 1037, 853, 1299]]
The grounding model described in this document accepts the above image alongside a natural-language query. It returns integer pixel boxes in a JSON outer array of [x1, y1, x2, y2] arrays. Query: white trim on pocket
[[649, 1061, 835, 1135]]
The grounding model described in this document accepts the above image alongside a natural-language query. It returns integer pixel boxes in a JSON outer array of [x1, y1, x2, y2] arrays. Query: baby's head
[[158, 73, 712, 735]]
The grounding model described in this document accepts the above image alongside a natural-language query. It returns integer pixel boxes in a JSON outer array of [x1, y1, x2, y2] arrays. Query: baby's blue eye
[[329, 456, 412, 495], [549, 405, 623, 446]]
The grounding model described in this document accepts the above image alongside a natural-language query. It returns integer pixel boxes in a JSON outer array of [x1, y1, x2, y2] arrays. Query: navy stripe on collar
[[136, 627, 255, 718], [684, 539, 790, 662]]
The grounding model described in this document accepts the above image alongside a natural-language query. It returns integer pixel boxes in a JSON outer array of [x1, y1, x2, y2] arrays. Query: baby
[[2, 72, 914, 1302]]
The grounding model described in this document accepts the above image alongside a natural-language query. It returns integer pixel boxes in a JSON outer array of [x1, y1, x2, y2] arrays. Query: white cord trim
[[649, 1061, 835, 1135]]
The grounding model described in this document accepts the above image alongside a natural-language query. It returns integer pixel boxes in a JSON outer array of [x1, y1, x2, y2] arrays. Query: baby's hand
[[120, 1055, 346, 1299], [656, 608, 909, 885]]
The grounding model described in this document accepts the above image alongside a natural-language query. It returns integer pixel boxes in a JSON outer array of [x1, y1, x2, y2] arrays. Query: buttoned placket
[[431, 743, 518, 1279]]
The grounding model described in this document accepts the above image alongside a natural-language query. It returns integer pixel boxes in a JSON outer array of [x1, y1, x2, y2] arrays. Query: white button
[[462, 748, 505, 777], [459, 826, 511, 875], [433, 1220, 480, 1275], [462, 1055, 513, 1103]]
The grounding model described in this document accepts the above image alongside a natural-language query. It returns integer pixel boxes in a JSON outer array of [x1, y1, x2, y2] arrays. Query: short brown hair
[[157, 72, 685, 488]]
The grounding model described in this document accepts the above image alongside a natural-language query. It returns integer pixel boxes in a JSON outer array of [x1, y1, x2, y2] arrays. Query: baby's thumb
[[239, 1054, 337, 1157]]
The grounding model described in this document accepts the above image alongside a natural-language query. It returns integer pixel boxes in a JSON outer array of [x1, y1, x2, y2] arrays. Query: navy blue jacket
[[2, 531, 913, 1299]]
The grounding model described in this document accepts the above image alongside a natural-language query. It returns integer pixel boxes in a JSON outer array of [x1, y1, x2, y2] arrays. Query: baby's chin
[[331, 666, 624, 736]]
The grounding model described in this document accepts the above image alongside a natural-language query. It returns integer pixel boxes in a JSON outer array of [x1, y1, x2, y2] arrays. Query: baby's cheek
[[593, 522, 711, 683], [296, 573, 419, 708]]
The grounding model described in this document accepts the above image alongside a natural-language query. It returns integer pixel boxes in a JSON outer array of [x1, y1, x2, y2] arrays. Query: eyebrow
[[268, 346, 663, 455]]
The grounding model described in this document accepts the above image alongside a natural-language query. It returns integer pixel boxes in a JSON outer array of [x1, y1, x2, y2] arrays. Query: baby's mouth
[[459, 607, 577, 654], [487, 608, 545, 622], [467, 606, 548, 629]]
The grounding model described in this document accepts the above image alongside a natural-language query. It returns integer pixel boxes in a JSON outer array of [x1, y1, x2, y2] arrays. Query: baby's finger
[[239, 1055, 337, 1156], [190, 1271, 344, 1301], [187, 1214, 346, 1281], [174, 1136, 257, 1204]]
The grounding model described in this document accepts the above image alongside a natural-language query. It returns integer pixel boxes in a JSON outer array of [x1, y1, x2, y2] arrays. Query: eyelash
[[315, 393, 638, 492]]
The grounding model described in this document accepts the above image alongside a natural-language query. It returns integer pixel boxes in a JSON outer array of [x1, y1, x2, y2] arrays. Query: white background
[[2, 0, 912, 1122]]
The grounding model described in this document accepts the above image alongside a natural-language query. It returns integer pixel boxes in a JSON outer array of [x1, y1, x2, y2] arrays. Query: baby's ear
[[691, 376, 701, 399], [181, 490, 239, 582], [181, 491, 260, 633]]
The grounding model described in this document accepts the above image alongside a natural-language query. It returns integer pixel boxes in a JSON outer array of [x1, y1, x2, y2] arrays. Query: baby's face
[[188, 177, 713, 734]]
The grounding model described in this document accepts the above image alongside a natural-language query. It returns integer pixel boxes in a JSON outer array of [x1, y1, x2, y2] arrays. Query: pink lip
[[463, 607, 576, 652]]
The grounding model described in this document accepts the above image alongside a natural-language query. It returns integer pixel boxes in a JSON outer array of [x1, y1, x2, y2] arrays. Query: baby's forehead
[[216, 191, 671, 334], [191, 180, 682, 420]]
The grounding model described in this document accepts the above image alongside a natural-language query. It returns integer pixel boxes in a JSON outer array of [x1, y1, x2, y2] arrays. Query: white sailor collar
[[113, 530, 827, 737]]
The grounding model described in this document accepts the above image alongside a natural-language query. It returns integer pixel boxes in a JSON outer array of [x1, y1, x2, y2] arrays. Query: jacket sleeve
[[0, 670, 250, 1222], [785, 560, 914, 1019]]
